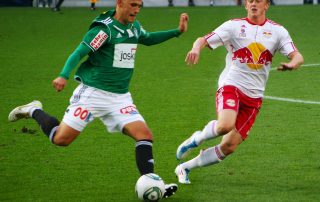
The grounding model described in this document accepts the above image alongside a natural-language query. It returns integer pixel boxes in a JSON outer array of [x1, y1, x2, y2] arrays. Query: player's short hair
[[265, 0, 270, 3], [246, 0, 270, 3]]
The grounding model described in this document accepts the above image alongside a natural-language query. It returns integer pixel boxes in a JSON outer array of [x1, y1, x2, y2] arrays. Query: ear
[[244, 1, 249, 11], [117, 0, 122, 7], [264, 2, 270, 11]]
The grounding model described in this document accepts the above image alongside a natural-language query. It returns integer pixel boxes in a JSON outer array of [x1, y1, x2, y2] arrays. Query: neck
[[247, 15, 266, 25], [114, 9, 128, 25]]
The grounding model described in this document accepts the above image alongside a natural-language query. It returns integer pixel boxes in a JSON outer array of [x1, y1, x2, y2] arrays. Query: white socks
[[181, 145, 225, 170], [194, 120, 218, 145]]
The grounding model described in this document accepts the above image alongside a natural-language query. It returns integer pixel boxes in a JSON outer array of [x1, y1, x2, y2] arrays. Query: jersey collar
[[111, 10, 133, 30], [245, 17, 268, 26]]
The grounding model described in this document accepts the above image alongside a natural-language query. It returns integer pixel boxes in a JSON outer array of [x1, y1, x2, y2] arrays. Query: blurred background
[[0, 0, 319, 8]]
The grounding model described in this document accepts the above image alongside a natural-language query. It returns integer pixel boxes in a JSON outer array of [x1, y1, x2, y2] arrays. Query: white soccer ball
[[135, 173, 165, 201]]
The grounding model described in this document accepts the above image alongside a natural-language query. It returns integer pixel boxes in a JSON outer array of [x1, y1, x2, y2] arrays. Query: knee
[[136, 131, 153, 142], [52, 136, 72, 146], [123, 122, 154, 141], [216, 123, 234, 135]]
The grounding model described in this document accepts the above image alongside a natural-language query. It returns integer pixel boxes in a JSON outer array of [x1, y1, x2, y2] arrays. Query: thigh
[[122, 121, 153, 141], [235, 91, 262, 139], [62, 84, 95, 132], [216, 86, 239, 127], [53, 122, 81, 145], [99, 93, 145, 133]]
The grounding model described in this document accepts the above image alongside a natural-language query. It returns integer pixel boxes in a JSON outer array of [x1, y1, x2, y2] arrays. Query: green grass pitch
[[0, 5, 320, 201]]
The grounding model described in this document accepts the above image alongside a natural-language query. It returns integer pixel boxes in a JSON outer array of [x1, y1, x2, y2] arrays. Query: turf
[[0, 5, 320, 202]]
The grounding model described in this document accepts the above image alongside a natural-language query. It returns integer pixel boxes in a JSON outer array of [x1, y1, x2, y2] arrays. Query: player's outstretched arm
[[53, 43, 91, 92], [179, 13, 189, 33], [185, 37, 208, 66], [277, 51, 304, 71], [138, 14, 188, 46]]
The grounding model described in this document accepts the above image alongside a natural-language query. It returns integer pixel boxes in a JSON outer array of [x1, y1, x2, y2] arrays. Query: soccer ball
[[135, 173, 165, 201]]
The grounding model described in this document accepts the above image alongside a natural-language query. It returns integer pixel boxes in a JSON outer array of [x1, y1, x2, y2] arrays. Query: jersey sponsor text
[[113, 43, 137, 68], [90, 30, 108, 50]]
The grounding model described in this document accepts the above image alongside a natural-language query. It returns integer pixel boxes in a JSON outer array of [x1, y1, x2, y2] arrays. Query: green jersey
[[71, 10, 181, 94]]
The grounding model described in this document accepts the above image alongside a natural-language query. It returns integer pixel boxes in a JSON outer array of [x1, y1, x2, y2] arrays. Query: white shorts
[[62, 84, 145, 133]]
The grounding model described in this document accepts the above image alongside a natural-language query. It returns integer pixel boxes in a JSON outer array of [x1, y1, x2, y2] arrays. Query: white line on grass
[[264, 96, 320, 105], [270, 63, 320, 71]]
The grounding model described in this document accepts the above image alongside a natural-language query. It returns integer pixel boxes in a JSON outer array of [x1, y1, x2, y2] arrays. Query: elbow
[[300, 54, 304, 65], [296, 52, 304, 67], [290, 51, 304, 68]]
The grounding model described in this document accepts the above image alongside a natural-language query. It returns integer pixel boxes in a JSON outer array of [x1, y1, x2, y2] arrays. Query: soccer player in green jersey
[[8, 0, 188, 198]]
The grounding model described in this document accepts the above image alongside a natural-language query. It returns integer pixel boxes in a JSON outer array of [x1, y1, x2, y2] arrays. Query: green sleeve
[[59, 43, 92, 79], [138, 28, 181, 46], [59, 25, 110, 79]]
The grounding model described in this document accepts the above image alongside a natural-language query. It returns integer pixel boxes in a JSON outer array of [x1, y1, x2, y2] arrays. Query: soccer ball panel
[[135, 173, 165, 201]]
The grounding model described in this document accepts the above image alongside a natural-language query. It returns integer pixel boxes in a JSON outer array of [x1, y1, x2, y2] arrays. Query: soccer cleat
[[175, 165, 191, 184], [176, 131, 200, 160], [52, 7, 60, 12], [163, 183, 178, 198], [8, 100, 42, 122]]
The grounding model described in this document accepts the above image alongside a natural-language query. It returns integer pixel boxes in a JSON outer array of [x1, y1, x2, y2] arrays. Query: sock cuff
[[49, 126, 59, 143], [215, 145, 225, 161], [136, 140, 153, 147], [211, 120, 218, 136], [31, 108, 42, 118]]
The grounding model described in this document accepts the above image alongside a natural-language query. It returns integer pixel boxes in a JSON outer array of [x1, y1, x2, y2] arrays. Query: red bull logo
[[232, 42, 273, 70]]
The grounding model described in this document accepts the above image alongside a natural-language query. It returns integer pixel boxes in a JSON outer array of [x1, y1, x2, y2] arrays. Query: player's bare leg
[[176, 109, 237, 160], [52, 122, 80, 146], [8, 100, 80, 146]]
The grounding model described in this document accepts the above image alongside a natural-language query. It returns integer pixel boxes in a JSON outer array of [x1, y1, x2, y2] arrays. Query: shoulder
[[230, 17, 247, 25], [133, 20, 142, 29], [133, 20, 145, 36], [223, 18, 246, 27], [266, 19, 282, 26], [231, 17, 247, 22], [265, 19, 287, 31], [266, 19, 290, 36], [90, 10, 115, 28]]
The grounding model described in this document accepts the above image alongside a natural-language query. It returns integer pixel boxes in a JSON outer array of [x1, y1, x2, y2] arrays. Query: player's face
[[245, 0, 270, 19], [118, 0, 143, 24]]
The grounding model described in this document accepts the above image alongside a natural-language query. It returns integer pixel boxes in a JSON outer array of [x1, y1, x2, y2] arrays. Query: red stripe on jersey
[[267, 19, 282, 26], [231, 17, 246, 21], [291, 42, 298, 51], [204, 32, 215, 40]]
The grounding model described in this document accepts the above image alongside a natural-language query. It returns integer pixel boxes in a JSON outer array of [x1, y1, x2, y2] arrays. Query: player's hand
[[185, 48, 200, 65], [179, 13, 188, 33], [277, 63, 296, 71], [52, 77, 67, 92]]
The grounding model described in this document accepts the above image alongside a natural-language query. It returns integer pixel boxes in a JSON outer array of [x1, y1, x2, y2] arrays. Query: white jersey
[[205, 18, 297, 98]]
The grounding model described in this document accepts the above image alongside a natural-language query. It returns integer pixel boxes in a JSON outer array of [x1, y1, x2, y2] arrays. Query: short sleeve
[[277, 26, 298, 57], [205, 20, 233, 49], [81, 25, 111, 52]]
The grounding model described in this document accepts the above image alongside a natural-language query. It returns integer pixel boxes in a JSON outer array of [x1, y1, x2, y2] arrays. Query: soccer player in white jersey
[[175, 0, 304, 184], [8, 0, 188, 198]]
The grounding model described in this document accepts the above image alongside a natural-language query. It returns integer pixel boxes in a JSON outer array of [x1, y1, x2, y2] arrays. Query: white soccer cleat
[[163, 183, 178, 198], [175, 164, 191, 184], [8, 100, 42, 122], [176, 131, 200, 160]]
